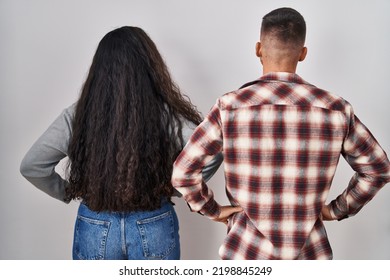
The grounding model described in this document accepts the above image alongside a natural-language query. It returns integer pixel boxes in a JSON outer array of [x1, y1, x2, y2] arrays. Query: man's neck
[[262, 64, 297, 75]]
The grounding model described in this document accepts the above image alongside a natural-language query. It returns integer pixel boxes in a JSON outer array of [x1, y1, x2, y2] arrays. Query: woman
[[20, 26, 222, 260]]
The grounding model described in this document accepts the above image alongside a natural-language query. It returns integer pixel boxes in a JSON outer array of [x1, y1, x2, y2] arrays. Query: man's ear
[[255, 42, 262, 58], [299, 47, 307, 62]]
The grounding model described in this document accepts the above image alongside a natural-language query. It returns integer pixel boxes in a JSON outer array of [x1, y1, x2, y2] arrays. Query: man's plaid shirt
[[172, 72, 390, 259]]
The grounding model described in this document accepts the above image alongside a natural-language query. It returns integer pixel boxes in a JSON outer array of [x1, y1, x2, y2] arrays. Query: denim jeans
[[72, 200, 180, 260]]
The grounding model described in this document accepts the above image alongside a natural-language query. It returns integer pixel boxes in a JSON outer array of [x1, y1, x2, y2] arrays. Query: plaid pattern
[[172, 72, 390, 259]]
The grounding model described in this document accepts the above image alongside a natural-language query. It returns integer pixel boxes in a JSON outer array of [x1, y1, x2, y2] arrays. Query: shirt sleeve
[[20, 105, 75, 202], [181, 118, 223, 183], [172, 103, 224, 219], [329, 111, 390, 220]]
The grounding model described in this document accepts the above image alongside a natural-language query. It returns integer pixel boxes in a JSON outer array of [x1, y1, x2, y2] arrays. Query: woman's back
[[67, 26, 203, 212], [20, 26, 217, 259]]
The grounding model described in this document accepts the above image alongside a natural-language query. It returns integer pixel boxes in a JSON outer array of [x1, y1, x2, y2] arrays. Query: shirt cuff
[[199, 199, 221, 219], [330, 198, 349, 221]]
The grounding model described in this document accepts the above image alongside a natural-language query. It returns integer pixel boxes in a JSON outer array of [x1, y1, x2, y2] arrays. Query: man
[[171, 7, 390, 259]]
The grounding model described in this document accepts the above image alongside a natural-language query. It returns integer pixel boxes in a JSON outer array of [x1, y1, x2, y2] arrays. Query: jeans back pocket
[[136, 210, 176, 259], [73, 215, 111, 260]]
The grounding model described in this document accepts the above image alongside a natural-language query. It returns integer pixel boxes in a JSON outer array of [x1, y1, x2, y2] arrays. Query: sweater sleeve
[[20, 104, 75, 202]]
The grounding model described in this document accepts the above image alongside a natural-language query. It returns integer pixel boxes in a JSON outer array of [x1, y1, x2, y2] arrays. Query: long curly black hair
[[66, 26, 202, 212]]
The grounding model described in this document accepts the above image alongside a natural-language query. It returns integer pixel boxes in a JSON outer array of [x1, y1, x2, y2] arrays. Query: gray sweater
[[20, 103, 223, 203]]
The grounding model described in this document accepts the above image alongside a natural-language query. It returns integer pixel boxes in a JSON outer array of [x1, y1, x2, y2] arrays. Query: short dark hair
[[261, 7, 306, 45]]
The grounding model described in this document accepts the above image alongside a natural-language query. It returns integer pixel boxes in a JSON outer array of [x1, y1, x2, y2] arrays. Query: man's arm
[[181, 118, 224, 183], [328, 113, 390, 220], [172, 104, 225, 219]]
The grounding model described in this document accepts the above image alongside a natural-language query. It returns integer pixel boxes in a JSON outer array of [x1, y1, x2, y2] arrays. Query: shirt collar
[[259, 72, 312, 85], [240, 72, 312, 89]]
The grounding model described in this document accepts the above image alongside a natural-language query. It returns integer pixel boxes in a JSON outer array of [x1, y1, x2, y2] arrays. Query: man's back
[[219, 72, 349, 259], [171, 8, 390, 260], [173, 72, 390, 259]]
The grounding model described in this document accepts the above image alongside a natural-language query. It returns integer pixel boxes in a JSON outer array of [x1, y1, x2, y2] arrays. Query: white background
[[1, 0, 389, 259]]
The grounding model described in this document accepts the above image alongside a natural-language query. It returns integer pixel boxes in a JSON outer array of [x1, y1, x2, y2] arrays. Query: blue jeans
[[72, 200, 180, 260]]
